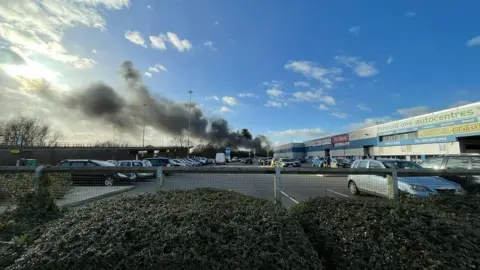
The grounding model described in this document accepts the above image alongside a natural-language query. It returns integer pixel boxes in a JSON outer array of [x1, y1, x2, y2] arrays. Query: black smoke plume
[[60, 61, 269, 151]]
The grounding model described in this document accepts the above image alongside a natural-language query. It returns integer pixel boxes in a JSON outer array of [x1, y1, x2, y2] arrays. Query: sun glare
[[0, 60, 61, 82]]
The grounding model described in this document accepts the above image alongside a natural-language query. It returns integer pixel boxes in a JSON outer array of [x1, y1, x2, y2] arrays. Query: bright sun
[[0, 60, 61, 82]]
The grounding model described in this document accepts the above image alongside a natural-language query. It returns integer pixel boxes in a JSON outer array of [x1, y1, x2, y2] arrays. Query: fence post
[[274, 166, 281, 203], [156, 167, 164, 192], [34, 166, 45, 194], [387, 169, 399, 199]]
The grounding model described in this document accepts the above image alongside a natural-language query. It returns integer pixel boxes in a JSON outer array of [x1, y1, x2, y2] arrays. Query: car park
[[347, 159, 464, 198], [57, 159, 136, 186], [169, 159, 188, 167], [420, 154, 480, 195]]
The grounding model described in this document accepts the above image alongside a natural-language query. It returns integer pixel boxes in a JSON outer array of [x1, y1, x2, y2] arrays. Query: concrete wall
[[0, 148, 189, 166]]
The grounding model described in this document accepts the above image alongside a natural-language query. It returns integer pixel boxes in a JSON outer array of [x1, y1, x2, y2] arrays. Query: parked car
[[331, 158, 351, 168], [117, 160, 156, 179], [312, 157, 325, 167], [196, 157, 208, 165], [420, 154, 480, 195], [169, 159, 188, 167], [186, 158, 202, 166], [57, 159, 136, 186], [347, 159, 465, 198], [244, 157, 253, 165], [278, 158, 301, 167]]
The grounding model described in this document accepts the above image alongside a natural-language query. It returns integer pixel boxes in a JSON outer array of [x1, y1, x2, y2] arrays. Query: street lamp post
[[142, 104, 147, 147], [187, 90, 193, 157]]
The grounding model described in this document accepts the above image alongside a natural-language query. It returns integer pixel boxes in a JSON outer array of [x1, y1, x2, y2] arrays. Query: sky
[[0, 0, 479, 146]]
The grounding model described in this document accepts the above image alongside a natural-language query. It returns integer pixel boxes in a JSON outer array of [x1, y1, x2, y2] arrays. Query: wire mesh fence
[[1, 165, 479, 213]]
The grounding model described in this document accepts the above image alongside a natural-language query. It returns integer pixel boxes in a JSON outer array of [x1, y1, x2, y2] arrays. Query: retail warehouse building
[[274, 102, 480, 161]]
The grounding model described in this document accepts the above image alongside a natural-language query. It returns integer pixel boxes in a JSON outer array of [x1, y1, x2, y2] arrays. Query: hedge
[[0, 173, 72, 202], [289, 196, 480, 270], [7, 189, 324, 270], [1, 183, 63, 268]]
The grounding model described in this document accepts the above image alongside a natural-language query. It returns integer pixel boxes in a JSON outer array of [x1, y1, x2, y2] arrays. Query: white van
[[215, 153, 226, 165]]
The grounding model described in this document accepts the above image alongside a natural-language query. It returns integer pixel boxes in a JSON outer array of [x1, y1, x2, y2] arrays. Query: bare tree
[[0, 117, 62, 146], [170, 135, 188, 147]]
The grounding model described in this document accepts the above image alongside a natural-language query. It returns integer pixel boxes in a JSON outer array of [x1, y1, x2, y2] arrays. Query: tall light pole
[[142, 104, 147, 147], [187, 90, 193, 157]]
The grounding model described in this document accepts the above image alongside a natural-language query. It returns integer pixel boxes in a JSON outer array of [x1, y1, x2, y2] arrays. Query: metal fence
[[1, 166, 479, 213]]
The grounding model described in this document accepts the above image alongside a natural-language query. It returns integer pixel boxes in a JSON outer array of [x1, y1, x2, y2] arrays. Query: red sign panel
[[331, 133, 349, 144]]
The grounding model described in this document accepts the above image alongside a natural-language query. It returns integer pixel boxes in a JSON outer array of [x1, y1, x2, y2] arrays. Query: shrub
[[289, 197, 480, 270], [7, 189, 323, 270], [0, 173, 72, 202], [0, 181, 63, 268]]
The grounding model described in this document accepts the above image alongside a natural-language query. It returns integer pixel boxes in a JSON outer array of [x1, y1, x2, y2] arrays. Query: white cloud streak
[[205, 95, 219, 101], [222, 96, 237, 106], [331, 111, 348, 119], [148, 64, 167, 73], [396, 106, 431, 117], [356, 104, 372, 111], [238, 92, 255, 98], [349, 26, 360, 35], [265, 100, 285, 108], [125, 30, 147, 48], [466, 36, 480, 47], [285, 61, 342, 88], [268, 128, 329, 138], [317, 104, 329, 111], [220, 106, 231, 113], [387, 55, 393, 64], [405, 11, 416, 17], [294, 81, 310, 87], [267, 88, 283, 97], [335, 55, 378, 77], [166, 32, 192, 52], [144, 72, 152, 77], [347, 116, 393, 130], [203, 40, 216, 51], [149, 35, 167, 50]]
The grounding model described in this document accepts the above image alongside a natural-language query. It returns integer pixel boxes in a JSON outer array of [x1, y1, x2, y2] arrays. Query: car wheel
[[104, 176, 114, 186], [348, 180, 360, 195]]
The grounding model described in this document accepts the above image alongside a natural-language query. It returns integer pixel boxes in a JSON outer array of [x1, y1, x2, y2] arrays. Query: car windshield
[[382, 161, 422, 169], [336, 159, 344, 163], [282, 159, 293, 162]]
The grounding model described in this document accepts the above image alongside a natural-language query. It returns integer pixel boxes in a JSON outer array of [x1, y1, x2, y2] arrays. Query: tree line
[[0, 117, 273, 157]]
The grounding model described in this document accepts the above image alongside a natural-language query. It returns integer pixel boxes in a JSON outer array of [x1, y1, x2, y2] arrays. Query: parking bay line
[[280, 190, 299, 204], [326, 189, 351, 198]]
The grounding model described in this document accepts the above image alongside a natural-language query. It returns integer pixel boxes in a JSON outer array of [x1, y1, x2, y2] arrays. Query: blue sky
[[1, 0, 479, 145]]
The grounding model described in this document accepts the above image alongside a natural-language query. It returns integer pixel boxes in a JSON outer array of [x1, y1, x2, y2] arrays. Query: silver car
[[348, 159, 465, 198]]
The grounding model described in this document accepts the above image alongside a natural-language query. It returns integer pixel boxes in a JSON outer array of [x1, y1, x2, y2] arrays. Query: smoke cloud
[[31, 60, 269, 151]]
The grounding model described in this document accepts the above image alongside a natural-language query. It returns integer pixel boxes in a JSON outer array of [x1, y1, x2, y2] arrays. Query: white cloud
[[405, 11, 416, 17], [331, 111, 348, 119], [466, 36, 480, 47], [203, 41, 216, 50], [285, 61, 342, 88], [387, 55, 393, 64], [317, 104, 329, 111], [205, 96, 219, 101], [349, 26, 360, 35], [238, 92, 255, 98], [347, 116, 393, 130], [450, 100, 471, 108], [144, 72, 152, 77], [335, 55, 378, 77], [0, 0, 124, 68], [146, 5, 151, 9], [457, 89, 469, 95], [391, 93, 401, 98], [267, 88, 283, 97], [268, 128, 329, 138], [214, 21, 219, 26], [166, 32, 192, 52], [149, 35, 167, 50], [320, 95, 335, 105], [220, 106, 231, 113], [148, 64, 167, 73], [125, 30, 147, 48], [292, 91, 322, 101], [294, 81, 310, 87], [265, 100, 284, 108], [356, 104, 372, 111], [92, 49, 97, 54], [222, 96, 237, 106], [396, 106, 431, 117]]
